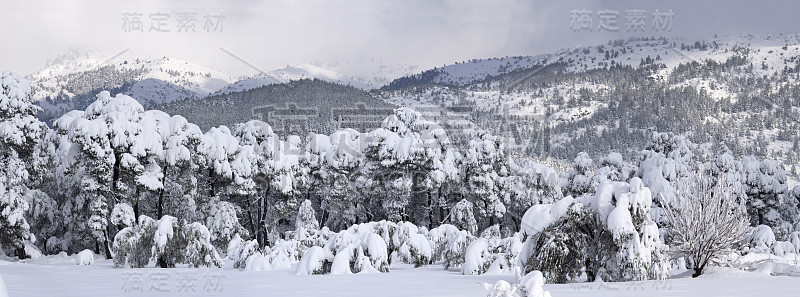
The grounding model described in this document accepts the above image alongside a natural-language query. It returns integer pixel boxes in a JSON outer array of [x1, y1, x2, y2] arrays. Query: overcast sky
[[2, 0, 799, 77]]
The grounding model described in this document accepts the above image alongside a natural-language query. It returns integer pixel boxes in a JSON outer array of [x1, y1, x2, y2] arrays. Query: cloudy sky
[[2, 0, 799, 77]]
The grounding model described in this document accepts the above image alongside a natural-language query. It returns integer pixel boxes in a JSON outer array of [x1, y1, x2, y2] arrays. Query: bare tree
[[661, 173, 750, 277]]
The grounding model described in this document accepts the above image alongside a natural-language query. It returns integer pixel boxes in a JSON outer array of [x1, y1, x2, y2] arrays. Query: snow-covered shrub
[[233, 239, 260, 269], [183, 222, 224, 268], [268, 248, 293, 270], [772, 241, 795, 257], [518, 197, 585, 283], [486, 269, 552, 297], [742, 157, 788, 229], [76, 249, 94, 265], [397, 233, 432, 267], [330, 244, 358, 274], [295, 199, 324, 252], [372, 221, 398, 263], [427, 224, 460, 263], [152, 216, 183, 268], [442, 230, 474, 270], [463, 238, 492, 275], [226, 234, 243, 259], [750, 225, 776, 252], [662, 172, 750, 277], [561, 152, 594, 197], [789, 231, 800, 253], [360, 232, 389, 272], [296, 246, 327, 275], [519, 178, 669, 283], [113, 215, 157, 268], [521, 203, 589, 283], [481, 224, 502, 242], [244, 252, 271, 271], [500, 234, 524, 270], [21, 240, 42, 259], [356, 254, 382, 274], [113, 215, 223, 268]]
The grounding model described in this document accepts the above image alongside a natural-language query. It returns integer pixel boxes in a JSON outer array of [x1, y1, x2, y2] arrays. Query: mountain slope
[[155, 79, 396, 133], [214, 64, 372, 95], [379, 34, 800, 178]]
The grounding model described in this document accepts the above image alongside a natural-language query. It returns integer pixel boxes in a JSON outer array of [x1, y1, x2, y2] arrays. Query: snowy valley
[[1, 28, 800, 297]]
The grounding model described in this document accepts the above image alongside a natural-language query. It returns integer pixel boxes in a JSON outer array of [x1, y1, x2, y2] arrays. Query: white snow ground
[[1, 254, 799, 297]]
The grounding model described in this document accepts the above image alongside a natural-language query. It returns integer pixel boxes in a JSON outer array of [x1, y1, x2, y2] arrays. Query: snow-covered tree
[[0, 72, 46, 259], [204, 199, 247, 249], [295, 199, 322, 250], [110, 203, 135, 231], [662, 173, 750, 277], [742, 156, 788, 230], [54, 91, 147, 259], [561, 152, 594, 197], [637, 132, 694, 207], [316, 129, 365, 230], [113, 215, 222, 268], [462, 131, 512, 230], [450, 199, 478, 235], [593, 152, 633, 185], [519, 178, 669, 283]]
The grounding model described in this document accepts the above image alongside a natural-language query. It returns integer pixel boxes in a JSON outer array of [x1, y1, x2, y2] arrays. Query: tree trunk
[[104, 231, 113, 259], [157, 166, 168, 219], [692, 267, 704, 278], [158, 257, 168, 268], [16, 246, 27, 260], [246, 196, 257, 245], [427, 191, 434, 228], [133, 195, 140, 223], [111, 151, 121, 203], [438, 188, 446, 223]]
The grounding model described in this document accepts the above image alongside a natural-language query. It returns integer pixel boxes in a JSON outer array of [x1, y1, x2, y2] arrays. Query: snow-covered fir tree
[[0, 72, 46, 259]]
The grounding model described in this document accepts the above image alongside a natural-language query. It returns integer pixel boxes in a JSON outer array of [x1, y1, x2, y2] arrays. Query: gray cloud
[[2, 0, 798, 77]]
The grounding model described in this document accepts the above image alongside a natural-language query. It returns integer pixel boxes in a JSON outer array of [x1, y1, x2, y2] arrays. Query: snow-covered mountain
[[308, 59, 421, 89], [213, 64, 372, 95], [380, 34, 800, 179], [29, 54, 236, 104], [388, 34, 800, 90], [387, 55, 551, 88]]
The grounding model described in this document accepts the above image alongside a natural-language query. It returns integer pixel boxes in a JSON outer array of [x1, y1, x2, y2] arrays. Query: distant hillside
[[379, 35, 800, 177], [155, 79, 397, 134]]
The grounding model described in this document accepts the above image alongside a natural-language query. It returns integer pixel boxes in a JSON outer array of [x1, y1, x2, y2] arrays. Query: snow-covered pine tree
[[561, 152, 594, 197], [742, 156, 789, 232], [519, 178, 669, 283], [54, 91, 147, 259], [450, 199, 478, 235], [637, 132, 694, 208], [462, 130, 510, 230], [295, 199, 322, 250], [0, 72, 46, 259]]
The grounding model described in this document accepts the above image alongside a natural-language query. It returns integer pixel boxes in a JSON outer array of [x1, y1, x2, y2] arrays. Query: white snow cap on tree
[[110, 203, 135, 228]]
